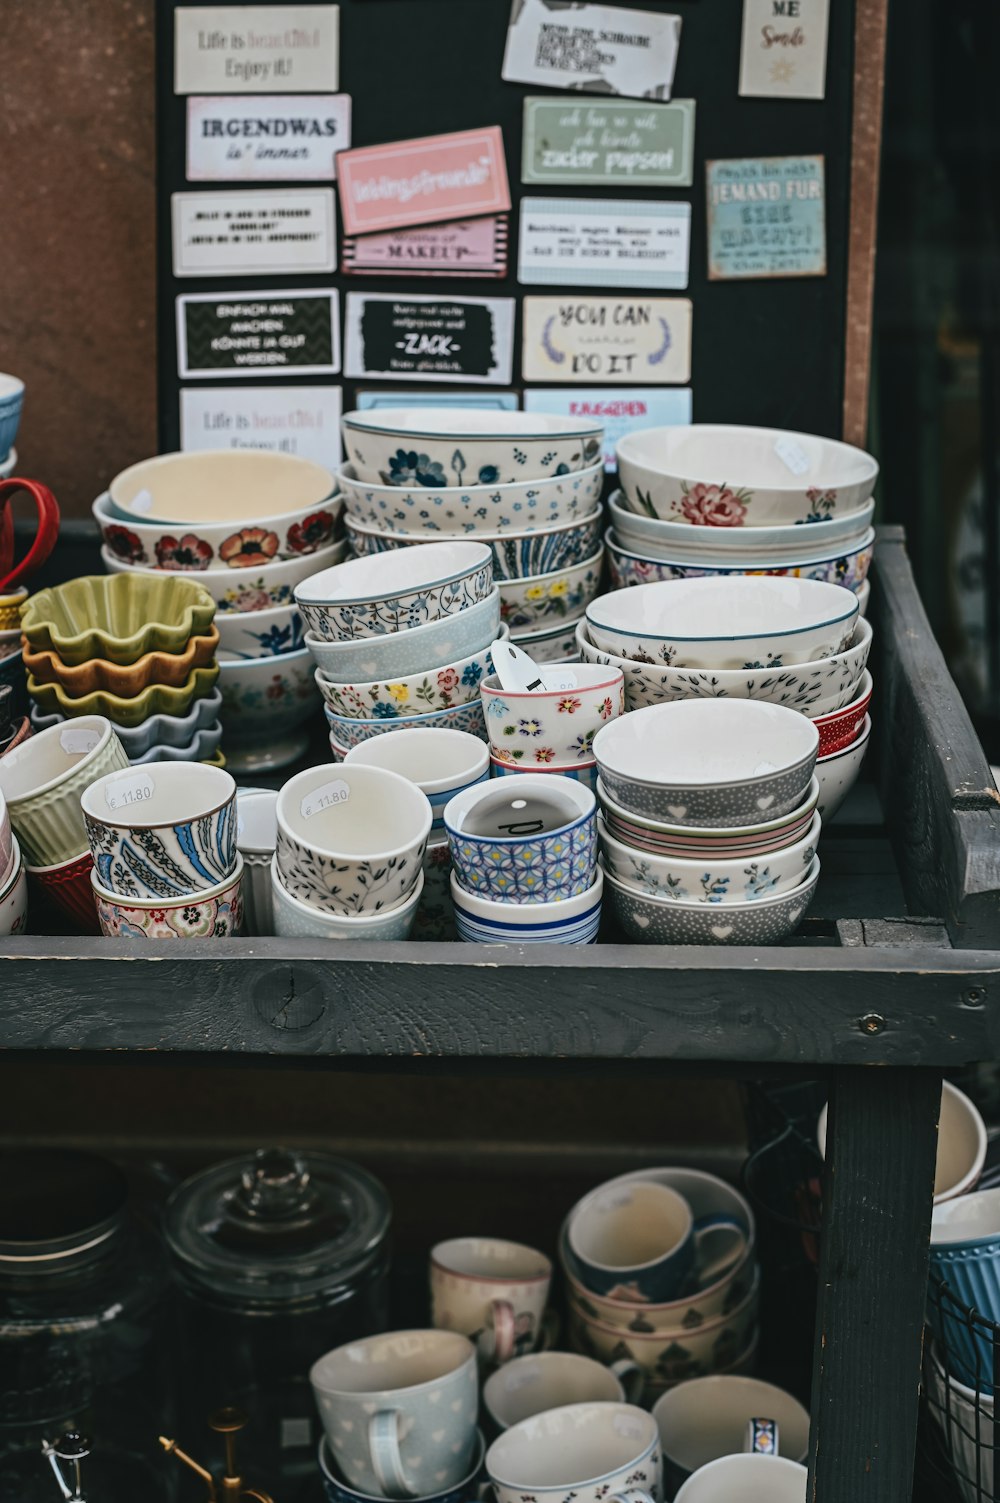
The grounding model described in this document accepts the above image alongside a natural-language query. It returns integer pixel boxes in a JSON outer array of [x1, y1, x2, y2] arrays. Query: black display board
[[155, 0, 857, 452]]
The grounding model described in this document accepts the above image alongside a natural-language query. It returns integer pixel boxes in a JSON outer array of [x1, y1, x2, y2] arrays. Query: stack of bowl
[[82, 761, 243, 938], [338, 408, 605, 662], [443, 773, 603, 944], [22, 575, 222, 766], [271, 763, 432, 941], [480, 661, 625, 792], [0, 714, 129, 932], [578, 575, 874, 822], [610, 424, 878, 612], [297, 541, 499, 755], [94, 450, 346, 772], [562, 1168, 760, 1403], [593, 699, 822, 944]]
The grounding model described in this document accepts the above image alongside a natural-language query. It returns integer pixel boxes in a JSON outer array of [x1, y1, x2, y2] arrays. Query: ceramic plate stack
[[22, 575, 223, 769], [94, 450, 347, 773], [297, 540, 500, 756], [338, 409, 605, 663], [578, 575, 874, 822], [610, 424, 878, 617]]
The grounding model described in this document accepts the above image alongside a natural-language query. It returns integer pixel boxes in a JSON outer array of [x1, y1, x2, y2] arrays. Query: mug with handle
[[484, 1401, 662, 1503], [0, 478, 60, 595], [431, 1237, 554, 1364], [653, 1374, 809, 1499]]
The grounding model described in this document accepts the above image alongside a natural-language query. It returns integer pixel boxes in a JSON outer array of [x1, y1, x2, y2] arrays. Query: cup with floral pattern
[[484, 1401, 661, 1503], [92, 853, 244, 938], [445, 774, 597, 903], [481, 663, 624, 767]]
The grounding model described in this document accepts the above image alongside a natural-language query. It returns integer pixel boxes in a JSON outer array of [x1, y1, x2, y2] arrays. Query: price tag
[[540, 667, 579, 692], [59, 727, 102, 756], [773, 437, 811, 476], [104, 773, 156, 812], [126, 489, 154, 515], [301, 779, 350, 819]]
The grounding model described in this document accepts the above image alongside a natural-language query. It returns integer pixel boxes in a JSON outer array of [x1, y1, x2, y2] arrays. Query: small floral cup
[[481, 662, 624, 767]]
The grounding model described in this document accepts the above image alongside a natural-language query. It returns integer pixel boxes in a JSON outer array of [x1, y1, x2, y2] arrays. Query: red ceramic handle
[[0, 479, 61, 593]]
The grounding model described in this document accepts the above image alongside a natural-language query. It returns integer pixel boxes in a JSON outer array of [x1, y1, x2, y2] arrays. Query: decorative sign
[[180, 386, 343, 467], [176, 289, 341, 379], [524, 388, 692, 470], [186, 95, 351, 181], [738, 0, 829, 100], [336, 127, 511, 237], [345, 294, 515, 385], [706, 156, 826, 280], [502, 0, 682, 101], [174, 6, 340, 94], [171, 188, 336, 277], [522, 295, 692, 385], [343, 217, 508, 277], [517, 198, 691, 290], [522, 97, 695, 188], [356, 390, 520, 411]]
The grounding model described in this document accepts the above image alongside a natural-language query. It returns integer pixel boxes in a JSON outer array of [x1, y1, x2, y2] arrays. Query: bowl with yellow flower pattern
[[315, 626, 508, 720], [500, 549, 604, 632], [480, 662, 625, 766]]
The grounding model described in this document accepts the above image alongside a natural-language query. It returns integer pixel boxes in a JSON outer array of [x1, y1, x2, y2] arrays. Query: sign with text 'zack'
[[522, 296, 692, 385], [176, 289, 341, 379], [345, 293, 515, 385], [186, 95, 351, 181], [174, 5, 340, 93]]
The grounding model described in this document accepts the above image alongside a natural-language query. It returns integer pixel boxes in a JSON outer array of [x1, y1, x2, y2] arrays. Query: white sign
[[180, 387, 342, 468], [502, 0, 681, 101], [521, 295, 692, 385], [738, 0, 829, 99], [171, 188, 337, 277], [186, 95, 351, 181], [174, 5, 340, 94], [518, 198, 691, 290]]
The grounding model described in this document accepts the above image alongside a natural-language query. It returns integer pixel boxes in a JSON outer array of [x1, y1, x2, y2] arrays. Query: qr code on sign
[[535, 23, 609, 73]]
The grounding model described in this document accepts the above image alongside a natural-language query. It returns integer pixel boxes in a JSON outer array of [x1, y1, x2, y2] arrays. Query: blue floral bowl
[[307, 589, 501, 682], [325, 696, 487, 753], [342, 408, 603, 487], [606, 527, 875, 596], [338, 460, 604, 535], [318, 1430, 486, 1503], [217, 601, 304, 660], [451, 867, 603, 944], [0, 376, 24, 463], [296, 540, 493, 642], [445, 773, 597, 903], [346, 510, 604, 582]]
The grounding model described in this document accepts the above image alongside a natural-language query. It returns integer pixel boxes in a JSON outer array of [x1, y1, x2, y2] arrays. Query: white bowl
[[342, 408, 603, 486], [616, 425, 879, 526], [481, 661, 624, 766], [108, 448, 336, 525], [325, 696, 487, 752], [306, 587, 502, 682], [216, 600, 304, 660], [345, 508, 605, 582], [345, 728, 489, 832], [815, 713, 871, 821], [218, 646, 321, 772], [93, 487, 342, 569], [272, 858, 424, 939], [295, 540, 494, 642], [337, 460, 605, 534], [451, 867, 604, 945], [102, 539, 347, 612], [500, 550, 604, 632], [598, 775, 820, 859], [315, 628, 506, 719], [576, 615, 872, 714], [606, 526, 874, 596], [609, 491, 876, 556], [586, 578, 859, 670], [606, 858, 820, 945]]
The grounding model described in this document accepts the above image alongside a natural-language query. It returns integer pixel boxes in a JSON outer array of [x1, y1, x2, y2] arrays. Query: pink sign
[[343, 216, 508, 277], [337, 126, 511, 236]]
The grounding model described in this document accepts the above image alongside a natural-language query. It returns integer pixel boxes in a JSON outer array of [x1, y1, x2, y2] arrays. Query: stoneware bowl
[[22, 626, 220, 697], [481, 663, 625, 766], [605, 858, 820, 945], [346, 508, 604, 582], [0, 844, 28, 936], [810, 669, 873, 755], [615, 424, 879, 526], [576, 616, 873, 715], [492, 756, 599, 796], [102, 539, 348, 612], [511, 615, 585, 665], [315, 629, 507, 719], [108, 448, 336, 525], [484, 1400, 659, 1503], [276, 763, 432, 916], [92, 854, 244, 938], [815, 714, 871, 821], [445, 774, 597, 903], [94, 486, 342, 568], [337, 459, 604, 535], [500, 550, 604, 631], [344, 728, 489, 833], [0, 716, 128, 867], [235, 786, 278, 938], [585, 577, 859, 670], [24, 848, 99, 934], [598, 811, 821, 905], [216, 600, 304, 661], [28, 665, 220, 730], [597, 776, 820, 861], [342, 408, 603, 486], [451, 867, 603, 944], [218, 646, 321, 773], [272, 859, 424, 940], [29, 688, 225, 760], [306, 587, 502, 683], [21, 573, 216, 666], [297, 541, 494, 642], [318, 1430, 486, 1503], [605, 526, 875, 597], [609, 491, 876, 557], [129, 724, 223, 766], [81, 761, 237, 899], [325, 696, 487, 753], [0, 374, 24, 461], [592, 700, 819, 826]]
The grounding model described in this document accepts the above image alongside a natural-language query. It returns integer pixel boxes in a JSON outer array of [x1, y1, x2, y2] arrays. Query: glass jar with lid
[[165, 1147, 391, 1501], [0, 1149, 173, 1503]]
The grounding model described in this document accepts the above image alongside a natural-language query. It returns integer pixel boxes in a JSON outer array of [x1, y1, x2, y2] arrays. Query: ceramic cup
[[444, 774, 597, 903], [25, 849, 99, 934], [929, 1186, 1000, 1390], [345, 728, 489, 834], [568, 1180, 747, 1304], [484, 1401, 661, 1503], [0, 715, 129, 868], [480, 664, 625, 767], [653, 1376, 810, 1498], [236, 786, 278, 936], [310, 1329, 478, 1500], [81, 762, 238, 899], [431, 1238, 553, 1365], [318, 1431, 486, 1503], [671, 1454, 806, 1503], [92, 855, 244, 938], [0, 838, 27, 936], [483, 1352, 643, 1431], [276, 763, 432, 916]]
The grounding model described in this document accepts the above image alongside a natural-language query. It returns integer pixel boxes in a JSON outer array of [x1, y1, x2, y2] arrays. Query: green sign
[[521, 97, 695, 189]]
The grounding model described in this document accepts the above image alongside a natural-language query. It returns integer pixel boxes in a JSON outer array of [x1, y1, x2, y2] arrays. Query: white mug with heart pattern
[[430, 1237, 553, 1364]]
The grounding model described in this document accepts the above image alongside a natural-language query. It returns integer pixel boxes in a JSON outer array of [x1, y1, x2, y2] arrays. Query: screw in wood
[[859, 1013, 885, 1034], [965, 987, 986, 1007]]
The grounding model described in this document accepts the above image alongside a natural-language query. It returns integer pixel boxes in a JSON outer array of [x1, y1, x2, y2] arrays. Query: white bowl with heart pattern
[[342, 408, 604, 487], [296, 541, 494, 642], [598, 776, 820, 861], [605, 858, 820, 945]]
